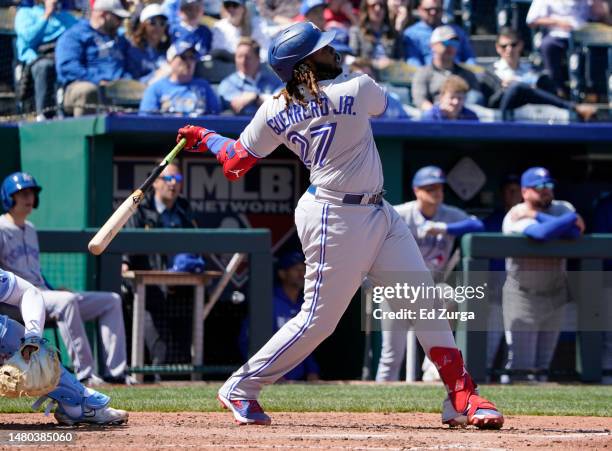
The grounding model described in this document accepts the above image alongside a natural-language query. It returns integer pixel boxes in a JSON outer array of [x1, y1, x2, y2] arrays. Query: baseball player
[[0, 268, 128, 425], [0, 172, 129, 385], [176, 22, 503, 429], [502, 167, 583, 382], [376, 166, 484, 382]]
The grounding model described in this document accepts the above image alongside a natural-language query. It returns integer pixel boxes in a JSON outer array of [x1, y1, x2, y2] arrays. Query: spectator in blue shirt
[[139, 40, 221, 115], [170, 0, 212, 57], [14, 0, 77, 119], [421, 75, 479, 121], [128, 4, 172, 85], [402, 0, 475, 67], [55, 0, 135, 116], [273, 252, 320, 381], [217, 38, 282, 115]]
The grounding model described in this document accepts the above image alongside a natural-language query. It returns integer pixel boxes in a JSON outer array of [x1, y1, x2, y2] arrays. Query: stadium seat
[[379, 61, 417, 86], [101, 79, 146, 110], [195, 58, 236, 84]]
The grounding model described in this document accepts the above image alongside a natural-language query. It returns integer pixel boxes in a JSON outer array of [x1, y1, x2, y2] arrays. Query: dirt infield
[[1, 412, 611, 450]]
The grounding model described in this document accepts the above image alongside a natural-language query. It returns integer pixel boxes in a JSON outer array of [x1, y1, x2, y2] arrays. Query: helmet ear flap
[[33, 193, 39, 209]]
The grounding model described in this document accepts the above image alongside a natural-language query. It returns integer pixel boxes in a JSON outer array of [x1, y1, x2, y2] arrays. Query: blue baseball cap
[[329, 27, 353, 55], [170, 253, 206, 273], [300, 0, 326, 16], [277, 251, 305, 270], [521, 167, 554, 188], [412, 166, 446, 188], [167, 40, 199, 62]]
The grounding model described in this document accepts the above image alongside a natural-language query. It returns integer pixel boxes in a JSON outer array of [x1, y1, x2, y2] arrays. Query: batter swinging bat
[[88, 138, 187, 255]]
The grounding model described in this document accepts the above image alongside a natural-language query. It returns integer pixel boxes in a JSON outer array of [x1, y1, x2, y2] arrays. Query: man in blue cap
[[376, 165, 484, 382], [501, 167, 584, 383], [299, 0, 327, 30]]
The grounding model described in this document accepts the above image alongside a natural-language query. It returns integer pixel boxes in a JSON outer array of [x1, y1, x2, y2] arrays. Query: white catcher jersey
[[239, 72, 388, 194], [394, 201, 470, 273]]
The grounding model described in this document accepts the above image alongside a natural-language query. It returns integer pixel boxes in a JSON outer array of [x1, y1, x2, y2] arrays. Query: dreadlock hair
[[275, 60, 325, 109]]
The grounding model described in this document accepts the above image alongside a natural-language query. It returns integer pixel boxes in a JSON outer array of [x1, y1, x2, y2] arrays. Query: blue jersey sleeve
[[446, 218, 485, 236], [524, 212, 578, 241]]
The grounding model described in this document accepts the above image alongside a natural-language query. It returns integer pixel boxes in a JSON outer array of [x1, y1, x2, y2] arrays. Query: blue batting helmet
[[268, 21, 336, 83], [1, 172, 42, 211]]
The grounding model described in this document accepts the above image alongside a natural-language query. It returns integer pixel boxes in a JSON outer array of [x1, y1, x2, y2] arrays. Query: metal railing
[[38, 228, 273, 376], [460, 233, 612, 382]]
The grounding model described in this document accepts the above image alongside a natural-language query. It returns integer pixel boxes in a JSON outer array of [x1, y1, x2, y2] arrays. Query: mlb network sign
[[185, 157, 300, 220], [113, 156, 301, 245]]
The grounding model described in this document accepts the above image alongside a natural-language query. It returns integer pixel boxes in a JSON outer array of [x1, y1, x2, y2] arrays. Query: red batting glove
[[177, 125, 214, 153]]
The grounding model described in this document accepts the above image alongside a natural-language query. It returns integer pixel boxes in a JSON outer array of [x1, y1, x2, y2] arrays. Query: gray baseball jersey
[[394, 201, 470, 273], [502, 200, 575, 290], [240, 72, 386, 194], [0, 215, 46, 288], [219, 71, 459, 400]]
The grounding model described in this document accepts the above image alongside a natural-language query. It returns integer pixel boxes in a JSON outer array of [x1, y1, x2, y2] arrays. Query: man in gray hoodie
[[0, 172, 129, 385]]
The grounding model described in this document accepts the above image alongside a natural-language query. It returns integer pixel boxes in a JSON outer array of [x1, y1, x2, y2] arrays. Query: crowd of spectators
[[8, 0, 612, 120]]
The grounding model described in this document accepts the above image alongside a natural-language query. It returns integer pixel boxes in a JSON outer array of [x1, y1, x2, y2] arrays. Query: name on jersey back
[[267, 96, 356, 135]]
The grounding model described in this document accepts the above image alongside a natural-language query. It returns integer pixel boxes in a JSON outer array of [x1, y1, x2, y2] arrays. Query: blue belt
[[307, 185, 384, 205]]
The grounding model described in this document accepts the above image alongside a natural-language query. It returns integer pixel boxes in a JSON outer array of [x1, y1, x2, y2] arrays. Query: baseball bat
[[88, 138, 186, 255]]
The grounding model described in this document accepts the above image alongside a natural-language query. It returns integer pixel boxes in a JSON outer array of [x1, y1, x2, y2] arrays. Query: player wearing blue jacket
[[14, 0, 77, 118], [139, 41, 220, 115], [55, 0, 136, 116], [502, 167, 584, 382]]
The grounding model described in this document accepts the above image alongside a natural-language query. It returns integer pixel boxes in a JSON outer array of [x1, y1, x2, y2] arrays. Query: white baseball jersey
[[239, 72, 387, 194], [394, 201, 470, 273]]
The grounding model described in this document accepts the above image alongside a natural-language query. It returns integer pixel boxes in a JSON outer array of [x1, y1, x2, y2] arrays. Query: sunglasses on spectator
[[422, 6, 442, 13], [224, 2, 241, 8], [532, 182, 554, 191], [441, 39, 460, 48], [160, 174, 184, 183], [148, 17, 168, 26], [499, 41, 519, 49]]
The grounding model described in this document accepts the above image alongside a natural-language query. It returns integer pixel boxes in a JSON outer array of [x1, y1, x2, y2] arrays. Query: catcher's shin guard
[[33, 367, 110, 414], [430, 347, 504, 429]]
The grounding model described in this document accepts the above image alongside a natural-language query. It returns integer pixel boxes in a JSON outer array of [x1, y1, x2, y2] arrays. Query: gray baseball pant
[[42, 290, 127, 380]]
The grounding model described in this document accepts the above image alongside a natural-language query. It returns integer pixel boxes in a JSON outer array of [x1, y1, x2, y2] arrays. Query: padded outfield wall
[[11, 115, 612, 379]]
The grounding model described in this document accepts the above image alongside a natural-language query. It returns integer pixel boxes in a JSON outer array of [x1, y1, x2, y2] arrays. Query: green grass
[[2, 384, 611, 417]]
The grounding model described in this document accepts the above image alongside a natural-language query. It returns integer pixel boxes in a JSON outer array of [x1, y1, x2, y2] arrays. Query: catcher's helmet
[[1, 172, 42, 211], [268, 21, 336, 83]]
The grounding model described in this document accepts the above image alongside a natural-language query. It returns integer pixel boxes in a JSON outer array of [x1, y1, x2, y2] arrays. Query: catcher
[[0, 268, 128, 425]]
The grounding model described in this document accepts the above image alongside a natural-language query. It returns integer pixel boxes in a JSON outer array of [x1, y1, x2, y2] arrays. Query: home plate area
[[1, 412, 611, 449]]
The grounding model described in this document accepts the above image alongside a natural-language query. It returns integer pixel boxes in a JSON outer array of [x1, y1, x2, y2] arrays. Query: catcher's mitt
[[0, 337, 60, 398]]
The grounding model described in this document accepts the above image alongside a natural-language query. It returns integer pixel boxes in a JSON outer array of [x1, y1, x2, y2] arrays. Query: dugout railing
[[37, 228, 273, 377], [460, 233, 612, 382]]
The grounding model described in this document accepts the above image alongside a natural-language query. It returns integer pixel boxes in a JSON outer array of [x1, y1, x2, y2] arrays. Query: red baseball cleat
[[430, 347, 504, 430]]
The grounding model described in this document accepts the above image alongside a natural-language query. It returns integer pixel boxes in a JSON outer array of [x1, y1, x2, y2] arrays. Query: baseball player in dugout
[[0, 268, 128, 425], [176, 21, 504, 429], [376, 166, 484, 383], [0, 172, 131, 386], [502, 167, 584, 383], [122, 162, 198, 371]]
